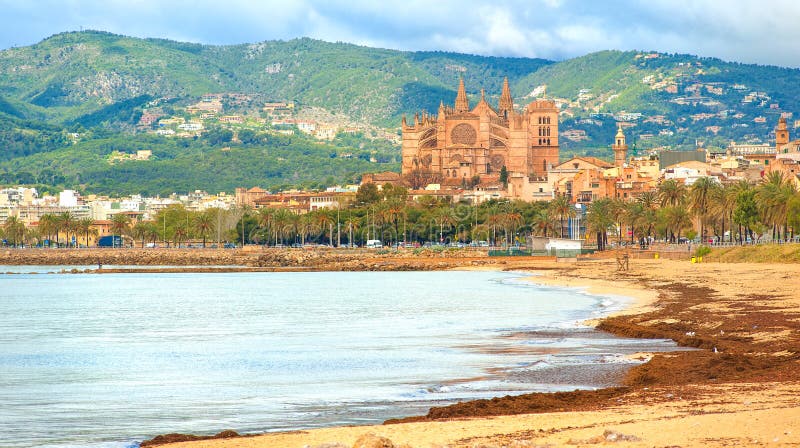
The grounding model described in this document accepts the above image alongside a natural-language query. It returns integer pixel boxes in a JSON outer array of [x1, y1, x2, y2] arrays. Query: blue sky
[[1, 0, 799, 67]]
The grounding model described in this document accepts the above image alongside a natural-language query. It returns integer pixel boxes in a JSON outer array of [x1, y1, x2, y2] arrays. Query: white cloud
[[1, 0, 799, 67]]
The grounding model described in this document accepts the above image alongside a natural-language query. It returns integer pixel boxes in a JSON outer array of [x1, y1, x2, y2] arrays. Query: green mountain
[[1, 31, 799, 194], [0, 31, 549, 124]]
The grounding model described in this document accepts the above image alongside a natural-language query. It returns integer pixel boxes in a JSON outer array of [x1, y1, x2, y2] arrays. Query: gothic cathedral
[[401, 78, 559, 187]]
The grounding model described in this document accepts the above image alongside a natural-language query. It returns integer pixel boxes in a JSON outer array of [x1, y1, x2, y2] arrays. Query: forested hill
[[0, 31, 550, 125], [1, 31, 799, 195]]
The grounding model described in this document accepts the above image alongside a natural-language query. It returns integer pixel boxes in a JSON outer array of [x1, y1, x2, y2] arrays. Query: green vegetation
[[0, 130, 397, 195], [2, 31, 800, 194]]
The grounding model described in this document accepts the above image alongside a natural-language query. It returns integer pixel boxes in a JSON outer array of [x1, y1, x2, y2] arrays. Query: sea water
[[0, 270, 680, 448]]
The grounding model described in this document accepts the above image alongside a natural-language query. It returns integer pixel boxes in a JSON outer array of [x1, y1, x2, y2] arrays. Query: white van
[[365, 239, 383, 248]]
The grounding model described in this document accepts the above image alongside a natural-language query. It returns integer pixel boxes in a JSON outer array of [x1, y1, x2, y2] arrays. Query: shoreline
[[144, 257, 800, 448], [5, 249, 800, 447]]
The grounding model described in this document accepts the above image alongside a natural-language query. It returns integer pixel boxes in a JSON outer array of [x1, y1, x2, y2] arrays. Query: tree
[[38, 213, 57, 247], [658, 179, 687, 208], [549, 195, 574, 238], [688, 177, 718, 243], [709, 183, 738, 243], [355, 182, 381, 205], [531, 209, 555, 238], [56, 212, 76, 247], [173, 223, 189, 247], [665, 206, 692, 243], [501, 211, 523, 246], [193, 211, 214, 248], [586, 198, 614, 250], [2, 216, 26, 247], [110, 213, 131, 247], [433, 207, 457, 244], [635, 191, 659, 239], [76, 217, 96, 247], [311, 210, 335, 245], [756, 171, 796, 240], [499, 165, 509, 187], [381, 199, 407, 244], [733, 187, 759, 243], [787, 193, 800, 236], [405, 169, 442, 190]]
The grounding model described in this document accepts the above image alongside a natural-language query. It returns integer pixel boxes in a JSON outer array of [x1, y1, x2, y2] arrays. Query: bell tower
[[776, 117, 790, 151], [612, 125, 628, 167]]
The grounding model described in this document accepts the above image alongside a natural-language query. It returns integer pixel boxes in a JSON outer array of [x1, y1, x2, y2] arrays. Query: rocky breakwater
[[251, 248, 493, 271], [0, 248, 246, 266]]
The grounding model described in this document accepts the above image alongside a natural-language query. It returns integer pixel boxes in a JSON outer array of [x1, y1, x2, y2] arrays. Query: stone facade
[[401, 78, 559, 188]]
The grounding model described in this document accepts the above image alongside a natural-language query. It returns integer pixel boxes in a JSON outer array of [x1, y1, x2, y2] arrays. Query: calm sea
[[0, 269, 679, 448]]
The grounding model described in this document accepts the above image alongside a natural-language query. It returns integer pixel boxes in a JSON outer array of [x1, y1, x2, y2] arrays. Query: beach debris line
[[139, 430, 240, 447]]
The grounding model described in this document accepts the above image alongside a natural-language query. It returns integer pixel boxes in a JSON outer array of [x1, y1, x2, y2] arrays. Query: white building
[[59, 190, 79, 207]]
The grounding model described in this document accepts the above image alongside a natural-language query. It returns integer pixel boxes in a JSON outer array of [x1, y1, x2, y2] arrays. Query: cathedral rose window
[[451, 123, 477, 145]]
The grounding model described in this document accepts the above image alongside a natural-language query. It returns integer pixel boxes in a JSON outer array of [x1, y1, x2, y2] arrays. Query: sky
[[1, 0, 799, 68]]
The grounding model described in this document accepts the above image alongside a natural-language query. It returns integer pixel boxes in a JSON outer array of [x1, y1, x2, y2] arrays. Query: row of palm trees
[[1, 212, 97, 248], [584, 172, 800, 249], [2, 173, 798, 249]]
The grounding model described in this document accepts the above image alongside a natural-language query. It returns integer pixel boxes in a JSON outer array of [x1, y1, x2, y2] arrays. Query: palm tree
[[501, 211, 523, 246], [708, 183, 739, 243], [549, 195, 574, 238], [382, 199, 407, 245], [658, 179, 687, 208], [23, 226, 40, 248], [271, 208, 295, 246], [636, 191, 659, 239], [130, 221, 152, 248], [624, 202, 646, 244], [145, 222, 160, 247], [609, 198, 627, 243], [173, 223, 189, 247], [586, 198, 614, 250], [76, 217, 96, 247], [485, 209, 504, 246], [688, 177, 717, 243], [193, 211, 214, 248], [3, 216, 26, 247], [433, 207, 457, 244], [343, 214, 360, 247], [110, 213, 131, 247], [531, 209, 555, 238], [756, 171, 796, 241], [56, 212, 76, 247], [38, 214, 57, 247], [665, 205, 693, 243], [311, 210, 335, 246]]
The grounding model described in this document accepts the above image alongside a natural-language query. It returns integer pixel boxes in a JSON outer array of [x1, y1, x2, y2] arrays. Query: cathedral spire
[[498, 77, 513, 115], [455, 77, 469, 113]]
